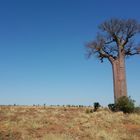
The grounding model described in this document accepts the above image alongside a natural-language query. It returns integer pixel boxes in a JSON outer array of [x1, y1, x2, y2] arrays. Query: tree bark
[[111, 54, 127, 102]]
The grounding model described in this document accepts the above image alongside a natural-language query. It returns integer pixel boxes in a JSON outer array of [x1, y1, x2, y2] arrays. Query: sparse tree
[[86, 18, 140, 102]]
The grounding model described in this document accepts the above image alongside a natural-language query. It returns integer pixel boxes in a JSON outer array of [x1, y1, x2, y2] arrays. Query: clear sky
[[0, 0, 140, 106]]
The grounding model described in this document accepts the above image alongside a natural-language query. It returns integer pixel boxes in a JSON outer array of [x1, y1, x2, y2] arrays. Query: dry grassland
[[0, 106, 140, 140]]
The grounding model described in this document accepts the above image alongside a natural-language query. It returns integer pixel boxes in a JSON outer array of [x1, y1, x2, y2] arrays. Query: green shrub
[[108, 104, 117, 112], [66, 105, 71, 107], [108, 96, 135, 113], [79, 105, 84, 108], [115, 96, 135, 113], [93, 102, 101, 112]]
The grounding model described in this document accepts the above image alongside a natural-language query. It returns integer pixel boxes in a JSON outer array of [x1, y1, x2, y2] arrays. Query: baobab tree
[[86, 18, 140, 102]]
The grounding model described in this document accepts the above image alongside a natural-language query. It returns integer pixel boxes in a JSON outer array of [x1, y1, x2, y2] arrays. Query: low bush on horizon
[[108, 96, 136, 113], [93, 102, 101, 112]]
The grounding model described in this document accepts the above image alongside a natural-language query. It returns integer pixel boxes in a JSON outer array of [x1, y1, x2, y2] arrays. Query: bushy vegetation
[[108, 96, 135, 113], [108, 103, 116, 112], [85, 102, 101, 113], [93, 102, 101, 112]]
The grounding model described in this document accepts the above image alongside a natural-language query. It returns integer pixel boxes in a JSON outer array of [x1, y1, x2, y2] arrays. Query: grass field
[[0, 106, 140, 140]]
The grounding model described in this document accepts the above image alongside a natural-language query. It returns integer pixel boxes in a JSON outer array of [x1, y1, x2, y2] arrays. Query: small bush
[[115, 96, 135, 113], [79, 105, 84, 108], [108, 96, 135, 113], [94, 102, 101, 112], [108, 104, 117, 112]]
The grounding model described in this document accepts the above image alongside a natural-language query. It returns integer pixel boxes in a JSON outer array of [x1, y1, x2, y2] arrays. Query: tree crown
[[87, 18, 140, 63]]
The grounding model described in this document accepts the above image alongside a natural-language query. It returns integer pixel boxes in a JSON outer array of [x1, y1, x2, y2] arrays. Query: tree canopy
[[87, 18, 140, 63]]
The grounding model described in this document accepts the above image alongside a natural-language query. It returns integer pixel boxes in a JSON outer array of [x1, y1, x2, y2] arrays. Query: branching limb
[[86, 18, 140, 63]]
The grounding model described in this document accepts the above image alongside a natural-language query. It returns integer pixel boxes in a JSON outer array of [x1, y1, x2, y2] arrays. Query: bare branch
[[86, 18, 140, 63], [122, 19, 140, 46], [105, 39, 115, 44], [99, 18, 140, 47], [125, 43, 140, 56], [86, 36, 116, 63]]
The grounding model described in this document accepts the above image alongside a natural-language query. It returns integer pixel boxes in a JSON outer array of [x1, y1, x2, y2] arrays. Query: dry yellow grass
[[0, 106, 140, 140]]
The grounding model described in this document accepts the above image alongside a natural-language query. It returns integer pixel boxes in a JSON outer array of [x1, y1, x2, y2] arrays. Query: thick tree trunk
[[112, 60, 120, 102], [119, 54, 127, 98], [111, 54, 127, 102]]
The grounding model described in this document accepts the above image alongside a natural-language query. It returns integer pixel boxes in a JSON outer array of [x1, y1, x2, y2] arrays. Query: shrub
[[79, 105, 84, 108], [108, 96, 135, 113], [94, 102, 101, 112], [67, 105, 71, 107], [115, 96, 135, 113], [108, 104, 117, 112]]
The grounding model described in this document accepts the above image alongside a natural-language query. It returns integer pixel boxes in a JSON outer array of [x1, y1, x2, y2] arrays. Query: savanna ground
[[0, 106, 140, 140]]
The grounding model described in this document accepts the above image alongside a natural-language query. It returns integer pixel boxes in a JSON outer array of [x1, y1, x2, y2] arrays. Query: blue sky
[[0, 0, 140, 106]]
